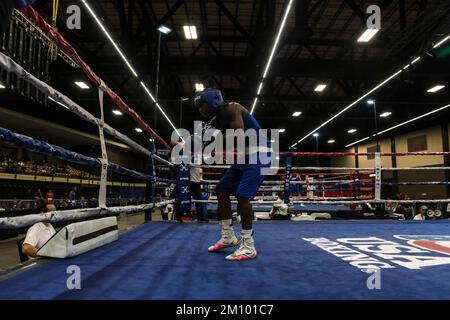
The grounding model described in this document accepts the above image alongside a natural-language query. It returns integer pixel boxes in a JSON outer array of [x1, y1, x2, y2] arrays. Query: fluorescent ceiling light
[[190, 26, 198, 39], [257, 82, 263, 95], [357, 28, 379, 42], [149, 138, 155, 142], [347, 103, 450, 147], [135, 128, 143, 133], [427, 85, 445, 93], [75, 81, 90, 89], [377, 104, 450, 136], [292, 111, 302, 117], [313, 133, 319, 137], [251, 97, 258, 112], [348, 129, 357, 134], [195, 83, 204, 92], [139, 82, 182, 139], [314, 84, 327, 92], [250, 0, 294, 114], [279, 129, 286, 133], [81, 0, 138, 77], [294, 69, 402, 146], [367, 100, 375, 105], [158, 25, 172, 34], [346, 136, 370, 148], [112, 110, 123, 116], [411, 56, 421, 64], [380, 112, 392, 118], [140, 81, 156, 103], [328, 140, 335, 144], [81, 0, 181, 140], [261, 13, 448, 149], [0, 83, 5, 89], [183, 26, 198, 39], [433, 34, 450, 49]]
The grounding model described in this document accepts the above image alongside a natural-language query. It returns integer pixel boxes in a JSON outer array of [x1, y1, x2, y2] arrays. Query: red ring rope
[[20, 7, 171, 150]]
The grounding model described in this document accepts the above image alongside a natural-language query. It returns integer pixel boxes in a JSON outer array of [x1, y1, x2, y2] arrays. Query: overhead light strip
[[345, 103, 450, 147], [250, 0, 294, 114], [433, 35, 450, 49], [292, 69, 403, 147], [427, 85, 445, 93], [81, 0, 181, 138], [81, 0, 138, 78], [345, 136, 370, 148], [291, 32, 450, 149], [376, 103, 450, 136], [357, 28, 379, 42]]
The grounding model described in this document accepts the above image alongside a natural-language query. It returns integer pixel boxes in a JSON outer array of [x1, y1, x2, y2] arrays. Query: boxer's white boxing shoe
[[208, 219, 239, 252], [208, 223, 239, 252], [225, 232, 257, 261]]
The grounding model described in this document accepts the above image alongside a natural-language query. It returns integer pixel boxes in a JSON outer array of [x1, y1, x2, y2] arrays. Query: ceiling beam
[[343, 0, 367, 24], [155, 0, 184, 27], [69, 33, 387, 49], [213, 0, 251, 40], [75, 56, 398, 79]]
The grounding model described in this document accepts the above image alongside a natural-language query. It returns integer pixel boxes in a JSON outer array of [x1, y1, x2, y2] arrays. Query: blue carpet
[[1, 221, 450, 300]]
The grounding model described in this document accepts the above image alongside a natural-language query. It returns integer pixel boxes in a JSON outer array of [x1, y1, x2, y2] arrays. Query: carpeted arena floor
[[1, 220, 450, 300]]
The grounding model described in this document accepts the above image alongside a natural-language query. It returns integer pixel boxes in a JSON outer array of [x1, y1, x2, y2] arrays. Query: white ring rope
[[0, 200, 175, 229], [192, 199, 449, 205], [0, 51, 172, 167]]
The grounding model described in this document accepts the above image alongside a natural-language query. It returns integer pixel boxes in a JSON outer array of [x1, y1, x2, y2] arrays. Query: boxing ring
[[1, 7, 450, 300], [2, 221, 450, 300]]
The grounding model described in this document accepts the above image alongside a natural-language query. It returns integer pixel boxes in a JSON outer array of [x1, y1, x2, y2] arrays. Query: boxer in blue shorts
[[195, 88, 271, 261]]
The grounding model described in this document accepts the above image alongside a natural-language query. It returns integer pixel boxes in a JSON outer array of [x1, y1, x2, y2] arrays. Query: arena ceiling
[[2, 0, 450, 152]]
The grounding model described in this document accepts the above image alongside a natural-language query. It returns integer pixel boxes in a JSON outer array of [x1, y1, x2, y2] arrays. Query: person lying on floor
[[22, 201, 56, 258]]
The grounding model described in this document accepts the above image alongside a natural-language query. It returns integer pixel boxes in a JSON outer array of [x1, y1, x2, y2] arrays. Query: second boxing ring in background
[[192, 150, 450, 220]]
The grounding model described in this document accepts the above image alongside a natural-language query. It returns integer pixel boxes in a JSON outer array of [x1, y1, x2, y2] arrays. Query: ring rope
[[19, 7, 171, 150], [0, 126, 174, 184], [0, 200, 175, 229], [283, 151, 450, 157], [192, 199, 449, 205], [0, 51, 172, 167], [199, 165, 450, 171]]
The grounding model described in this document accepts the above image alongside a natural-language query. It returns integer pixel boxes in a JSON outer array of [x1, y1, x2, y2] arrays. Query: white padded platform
[[37, 216, 118, 258]]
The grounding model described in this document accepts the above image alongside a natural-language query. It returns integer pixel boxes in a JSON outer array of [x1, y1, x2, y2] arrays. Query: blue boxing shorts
[[216, 163, 268, 200]]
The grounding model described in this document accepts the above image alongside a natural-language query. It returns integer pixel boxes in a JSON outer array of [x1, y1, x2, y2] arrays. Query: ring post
[[176, 155, 192, 217], [97, 86, 108, 209], [284, 152, 293, 204], [144, 140, 155, 222], [375, 152, 382, 200]]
